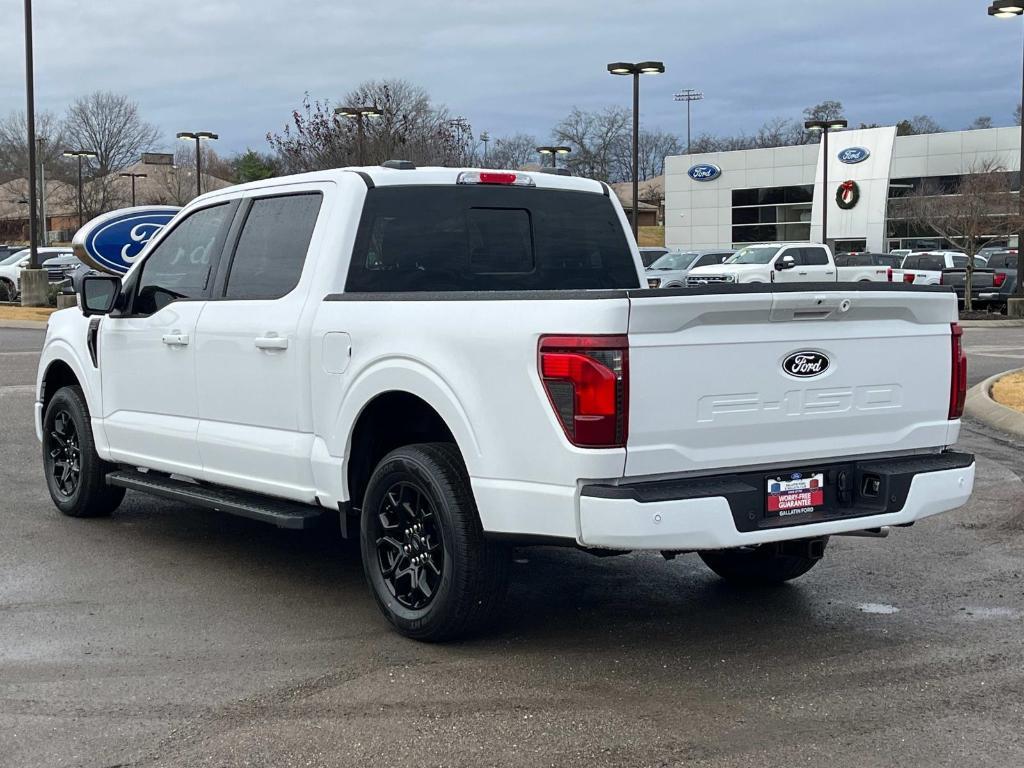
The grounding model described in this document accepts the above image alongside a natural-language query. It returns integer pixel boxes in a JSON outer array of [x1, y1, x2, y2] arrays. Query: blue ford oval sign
[[687, 163, 722, 182], [72, 206, 181, 275], [838, 146, 870, 164]]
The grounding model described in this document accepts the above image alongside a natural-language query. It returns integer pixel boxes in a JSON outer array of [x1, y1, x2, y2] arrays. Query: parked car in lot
[[896, 251, 971, 285], [645, 249, 734, 288], [0, 250, 29, 300], [36, 165, 975, 641], [0, 247, 75, 300], [687, 242, 838, 284], [638, 246, 668, 267], [945, 250, 1020, 312], [834, 252, 900, 282], [40, 250, 81, 282]]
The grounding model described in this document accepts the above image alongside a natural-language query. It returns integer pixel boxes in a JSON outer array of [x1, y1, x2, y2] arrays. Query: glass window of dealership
[[664, 126, 1021, 253]]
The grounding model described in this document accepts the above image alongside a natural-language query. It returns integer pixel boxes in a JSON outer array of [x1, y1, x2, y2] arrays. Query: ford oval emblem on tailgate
[[782, 351, 830, 378]]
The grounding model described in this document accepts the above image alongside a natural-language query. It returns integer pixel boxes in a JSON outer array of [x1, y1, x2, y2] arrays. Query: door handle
[[161, 333, 190, 346], [255, 336, 289, 350], [825, 271, 835, 275], [798, 271, 808, 275]]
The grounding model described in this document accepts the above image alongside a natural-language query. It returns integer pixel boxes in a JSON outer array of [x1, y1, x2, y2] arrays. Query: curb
[[959, 319, 1024, 328], [0, 319, 48, 330], [964, 368, 1024, 440]]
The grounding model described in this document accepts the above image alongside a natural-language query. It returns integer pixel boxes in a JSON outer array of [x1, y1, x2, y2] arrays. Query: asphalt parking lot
[[2, 324, 1023, 768]]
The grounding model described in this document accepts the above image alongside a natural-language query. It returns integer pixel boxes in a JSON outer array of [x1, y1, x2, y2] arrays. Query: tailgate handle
[[791, 309, 833, 320]]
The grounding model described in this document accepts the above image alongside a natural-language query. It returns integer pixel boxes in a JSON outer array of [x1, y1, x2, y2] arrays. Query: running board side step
[[106, 469, 324, 529]]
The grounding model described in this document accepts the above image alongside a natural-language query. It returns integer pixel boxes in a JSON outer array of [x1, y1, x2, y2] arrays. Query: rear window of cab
[[345, 186, 640, 292]]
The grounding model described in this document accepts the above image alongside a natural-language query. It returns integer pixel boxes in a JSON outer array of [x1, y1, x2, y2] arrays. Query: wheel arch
[[334, 360, 482, 509]]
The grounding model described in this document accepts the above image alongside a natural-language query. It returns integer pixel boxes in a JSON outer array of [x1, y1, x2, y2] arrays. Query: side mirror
[[81, 274, 121, 317], [776, 254, 796, 271]]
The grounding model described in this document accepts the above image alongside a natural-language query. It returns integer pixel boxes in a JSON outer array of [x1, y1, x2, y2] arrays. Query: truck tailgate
[[624, 287, 958, 478]]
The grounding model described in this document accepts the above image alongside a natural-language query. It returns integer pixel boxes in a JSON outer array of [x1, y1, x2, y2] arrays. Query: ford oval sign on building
[[72, 206, 180, 276], [687, 163, 722, 181], [837, 146, 870, 164]]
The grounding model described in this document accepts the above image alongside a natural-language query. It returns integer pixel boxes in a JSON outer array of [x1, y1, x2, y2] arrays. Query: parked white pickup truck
[[896, 251, 970, 285], [687, 243, 894, 286], [36, 165, 974, 641]]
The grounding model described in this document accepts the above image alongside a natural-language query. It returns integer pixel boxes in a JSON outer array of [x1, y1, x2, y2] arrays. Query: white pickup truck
[[896, 251, 971, 285], [36, 165, 974, 641], [686, 242, 894, 286]]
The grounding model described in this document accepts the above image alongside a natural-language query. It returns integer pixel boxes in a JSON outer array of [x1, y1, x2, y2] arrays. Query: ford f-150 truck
[[36, 165, 974, 641], [685, 243, 890, 286]]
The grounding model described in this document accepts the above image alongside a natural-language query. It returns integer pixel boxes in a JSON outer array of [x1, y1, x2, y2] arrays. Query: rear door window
[[802, 247, 830, 265], [921, 255, 945, 271], [223, 193, 322, 300], [346, 186, 639, 292]]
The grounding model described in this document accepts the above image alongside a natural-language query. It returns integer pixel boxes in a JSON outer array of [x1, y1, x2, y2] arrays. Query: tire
[[699, 538, 827, 585], [359, 442, 510, 641], [42, 385, 125, 517], [0, 278, 15, 302]]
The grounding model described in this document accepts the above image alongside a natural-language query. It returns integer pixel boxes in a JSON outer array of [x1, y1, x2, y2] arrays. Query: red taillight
[[903, 273, 916, 284], [539, 335, 628, 448], [887, 267, 893, 282], [480, 172, 518, 185], [949, 323, 967, 420], [994, 271, 1008, 287]]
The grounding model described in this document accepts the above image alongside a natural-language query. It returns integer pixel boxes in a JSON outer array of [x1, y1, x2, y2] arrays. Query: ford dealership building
[[663, 125, 1022, 253]]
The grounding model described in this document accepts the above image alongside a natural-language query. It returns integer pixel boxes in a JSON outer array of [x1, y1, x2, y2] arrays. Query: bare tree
[[0, 110, 66, 183], [896, 115, 942, 136], [803, 100, 845, 124], [267, 80, 470, 172], [969, 116, 994, 130], [484, 133, 539, 169], [896, 161, 1020, 310], [553, 106, 630, 182], [64, 92, 159, 173], [146, 146, 200, 206]]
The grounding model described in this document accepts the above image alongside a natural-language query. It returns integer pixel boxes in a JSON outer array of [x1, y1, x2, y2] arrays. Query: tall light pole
[[37, 137, 47, 245], [608, 60, 665, 238], [480, 131, 490, 166], [989, 0, 1024, 305], [673, 88, 703, 154], [805, 117, 848, 246], [334, 106, 382, 166], [536, 146, 571, 169], [23, 0, 39, 271], [118, 172, 147, 207], [176, 131, 218, 198], [63, 149, 97, 229]]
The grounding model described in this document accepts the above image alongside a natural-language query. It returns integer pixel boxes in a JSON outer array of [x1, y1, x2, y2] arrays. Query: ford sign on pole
[[72, 206, 180, 276], [687, 163, 722, 182], [838, 147, 870, 164]]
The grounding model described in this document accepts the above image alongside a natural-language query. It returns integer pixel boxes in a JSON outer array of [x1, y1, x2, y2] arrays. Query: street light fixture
[[118, 172, 148, 207], [673, 88, 703, 154], [536, 146, 571, 169], [608, 60, 665, 238], [805, 117, 848, 247], [62, 149, 97, 229], [334, 105, 382, 166], [176, 131, 218, 198], [480, 131, 490, 166], [988, 0, 1024, 305]]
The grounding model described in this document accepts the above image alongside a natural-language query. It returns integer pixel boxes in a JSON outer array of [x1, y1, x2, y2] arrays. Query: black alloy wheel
[[372, 480, 445, 610], [47, 408, 82, 498]]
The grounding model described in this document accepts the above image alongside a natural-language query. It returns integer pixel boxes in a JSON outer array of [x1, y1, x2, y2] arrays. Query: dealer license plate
[[766, 471, 825, 518]]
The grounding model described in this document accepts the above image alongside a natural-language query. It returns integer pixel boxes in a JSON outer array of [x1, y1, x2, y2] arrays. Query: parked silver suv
[[645, 249, 734, 288]]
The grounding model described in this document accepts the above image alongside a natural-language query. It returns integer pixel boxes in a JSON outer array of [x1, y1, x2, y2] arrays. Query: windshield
[[0, 249, 27, 266], [650, 252, 697, 270], [726, 245, 782, 265]]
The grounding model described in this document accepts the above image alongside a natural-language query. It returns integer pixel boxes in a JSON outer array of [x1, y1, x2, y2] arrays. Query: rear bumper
[[578, 452, 974, 550]]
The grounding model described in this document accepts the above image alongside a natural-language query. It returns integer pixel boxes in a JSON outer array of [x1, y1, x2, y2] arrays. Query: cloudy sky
[[0, 0, 1020, 156]]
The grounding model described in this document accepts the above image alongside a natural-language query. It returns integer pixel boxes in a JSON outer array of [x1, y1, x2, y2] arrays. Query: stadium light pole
[[536, 146, 571, 168], [805, 118, 848, 246], [63, 149, 97, 228], [176, 131, 218, 198], [480, 131, 490, 165], [989, 0, 1024, 301], [334, 106, 382, 166], [673, 88, 704, 154], [608, 60, 665, 238], [118, 172, 147, 207]]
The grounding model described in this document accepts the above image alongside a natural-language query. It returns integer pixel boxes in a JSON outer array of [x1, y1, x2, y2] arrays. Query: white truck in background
[[685, 242, 894, 286], [35, 165, 974, 641]]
